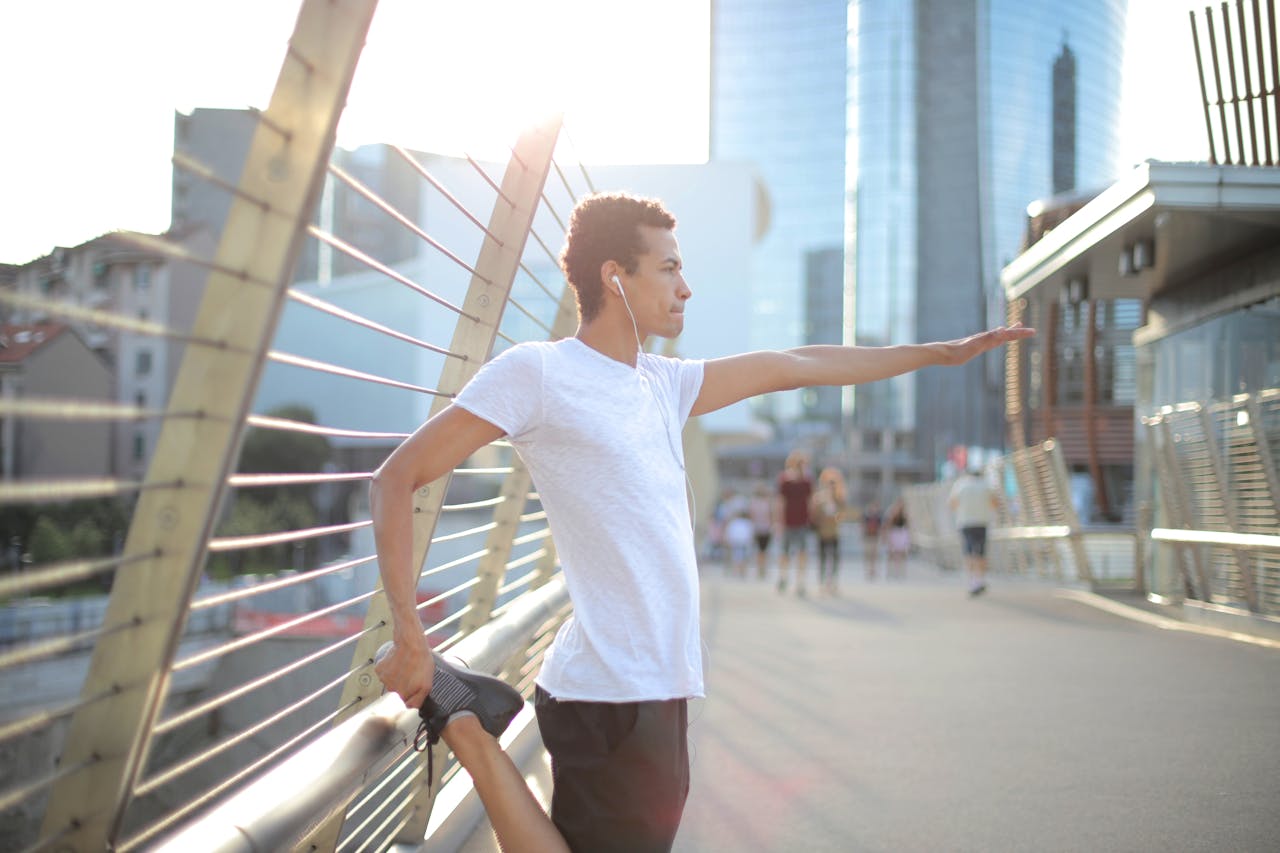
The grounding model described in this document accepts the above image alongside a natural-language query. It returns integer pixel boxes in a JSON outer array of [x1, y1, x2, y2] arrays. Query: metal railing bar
[[173, 589, 378, 672], [525, 225, 561, 269], [424, 609, 473, 651], [505, 548, 548, 573], [305, 224, 482, 318], [538, 190, 568, 233], [452, 466, 515, 475], [246, 413, 410, 441], [338, 778, 419, 853], [417, 577, 482, 617], [393, 145, 504, 245], [464, 154, 515, 207], [421, 546, 490, 578], [0, 396, 168, 422], [431, 520, 499, 544], [324, 163, 493, 285], [246, 105, 293, 141], [519, 510, 548, 523], [152, 580, 570, 850], [511, 528, 553, 547], [0, 289, 248, 354], [171, 151, 284, 215], [207, 518, 371, 552], [0, 551, 154, 600], [337, 758, 423, 850], [507, 296, 554, 336], [441, 495, 508, 512], [266, 350, 452, 398], [228, 471, 372, 488], [137, 668, 355, 797], [118, 698, 361, 852], [157, 631, 365, 735], [0, 753, 97, 815], [550, 157, 580, 205], [558, 122, 598, 194], [190, 554, 377, 611], [0, 477, 178, 505], [496, 570, 538, 599], [518, 260, 561, 302], [0, 620, 119, 670], [112, 231, 275, 289], [0, 684, 117, 747], [1152, 527, 1280, 549], [287, 287, 465, 360]]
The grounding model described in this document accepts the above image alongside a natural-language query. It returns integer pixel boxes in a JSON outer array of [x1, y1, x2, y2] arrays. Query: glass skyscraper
[[711, 0, 850, 422], [849, 0, 1126, 475]]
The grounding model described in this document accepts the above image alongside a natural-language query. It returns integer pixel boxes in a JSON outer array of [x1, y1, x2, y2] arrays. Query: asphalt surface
[[675, 561, 1280, 852], [461, 559, 1280, 852]]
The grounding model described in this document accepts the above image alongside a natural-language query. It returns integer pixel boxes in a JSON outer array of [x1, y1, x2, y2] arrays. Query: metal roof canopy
[[1001, 161, 1280, 307]]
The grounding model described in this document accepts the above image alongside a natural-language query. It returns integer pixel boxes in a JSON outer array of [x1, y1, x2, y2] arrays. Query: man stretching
[[372, 192, 1033, 852]]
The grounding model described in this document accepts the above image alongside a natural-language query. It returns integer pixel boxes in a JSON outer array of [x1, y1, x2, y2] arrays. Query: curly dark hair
[[559, 193, 677, 323]]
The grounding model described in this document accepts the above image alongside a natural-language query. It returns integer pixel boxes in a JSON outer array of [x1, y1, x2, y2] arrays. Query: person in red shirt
[[776, 450, 814, 596]]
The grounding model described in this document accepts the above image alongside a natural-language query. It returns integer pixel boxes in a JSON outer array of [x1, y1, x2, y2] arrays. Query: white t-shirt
[[453, 338, 706, 702], [949, 476, 996, 528]]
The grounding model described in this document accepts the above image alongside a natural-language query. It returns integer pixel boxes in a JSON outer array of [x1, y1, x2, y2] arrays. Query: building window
[[136, 350, 152, 376], [133, 432, 146, 461], [135, 264, 151, 291]]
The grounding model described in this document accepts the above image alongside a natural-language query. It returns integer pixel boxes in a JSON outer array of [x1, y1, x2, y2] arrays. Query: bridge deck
[[463, 559, 1280, 852]]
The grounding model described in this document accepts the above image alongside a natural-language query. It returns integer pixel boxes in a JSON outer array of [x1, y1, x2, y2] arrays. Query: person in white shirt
[[372, 192, 1033, 852], [949, 468, 1000, 596]]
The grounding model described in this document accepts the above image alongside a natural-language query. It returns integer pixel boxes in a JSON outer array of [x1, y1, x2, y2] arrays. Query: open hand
[[936, 324, 1035, 366]]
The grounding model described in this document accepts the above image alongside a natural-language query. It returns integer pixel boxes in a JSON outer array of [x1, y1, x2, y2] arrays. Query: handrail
[[153, 576, 570, 852], [1151, 528, 1280, 550]]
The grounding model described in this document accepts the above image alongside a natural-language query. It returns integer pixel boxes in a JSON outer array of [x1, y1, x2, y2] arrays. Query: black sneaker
[[968, 583, 987, 597], [375, 642, 525, 751]]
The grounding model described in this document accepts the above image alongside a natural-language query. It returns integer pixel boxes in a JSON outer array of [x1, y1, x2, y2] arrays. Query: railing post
[[459, 265, 579, 635], [1046, 440, 1093, 585], [309, 116, 563, 851], [1196, 406, 1259, 611], [1154, 416, 1211, 600], [37, 3, 378, 848]]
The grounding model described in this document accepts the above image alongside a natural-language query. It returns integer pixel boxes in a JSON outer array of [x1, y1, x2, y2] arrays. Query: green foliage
[[207, 405, 334, 578], [29, 516, 73, 564]]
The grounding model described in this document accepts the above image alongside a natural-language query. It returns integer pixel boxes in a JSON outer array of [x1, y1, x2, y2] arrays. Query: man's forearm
[[787, 342, 946, 387], [370, 474, 427, 644]]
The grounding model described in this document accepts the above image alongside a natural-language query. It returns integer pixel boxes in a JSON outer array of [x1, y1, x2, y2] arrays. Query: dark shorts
[[782, 525, 809, 554], [753, 531, 772, 553], [961, 525, 988, 556], [535, 687, 690, 853]]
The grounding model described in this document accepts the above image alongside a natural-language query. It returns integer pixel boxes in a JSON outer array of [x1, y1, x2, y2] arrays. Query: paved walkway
[[463, 559, 1280, 852]]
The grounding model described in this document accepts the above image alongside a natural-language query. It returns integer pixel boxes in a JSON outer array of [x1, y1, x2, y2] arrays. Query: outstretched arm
[[371, 404, 505, 710], [690, 325, 1034, 417]]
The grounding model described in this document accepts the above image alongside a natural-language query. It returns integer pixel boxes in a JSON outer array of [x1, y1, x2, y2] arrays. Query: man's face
[[621, 225, 692, 339]]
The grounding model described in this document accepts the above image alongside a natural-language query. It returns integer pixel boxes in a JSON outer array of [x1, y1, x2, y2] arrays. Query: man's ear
[[600, 262, 622, 296]]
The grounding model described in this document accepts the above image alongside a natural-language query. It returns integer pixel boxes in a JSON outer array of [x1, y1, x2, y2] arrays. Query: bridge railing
[[905, 386, 1280, 620], [0, 2, 598, 849], [1144, 390, 1280, 616]]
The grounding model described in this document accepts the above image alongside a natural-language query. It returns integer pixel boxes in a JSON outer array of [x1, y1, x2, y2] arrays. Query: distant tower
[[1053, 39, 1077, 194]]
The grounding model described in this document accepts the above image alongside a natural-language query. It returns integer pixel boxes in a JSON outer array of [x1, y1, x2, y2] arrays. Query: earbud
[[612, 275, 623, 296]]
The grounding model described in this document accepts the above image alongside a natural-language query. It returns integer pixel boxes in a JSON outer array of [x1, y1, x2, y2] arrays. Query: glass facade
[[711, 0, 849, 420], [849, 0, 1126, 464]]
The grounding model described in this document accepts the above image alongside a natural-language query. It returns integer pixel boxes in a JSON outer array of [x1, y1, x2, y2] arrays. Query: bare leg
[[441, 715, 568, 853]]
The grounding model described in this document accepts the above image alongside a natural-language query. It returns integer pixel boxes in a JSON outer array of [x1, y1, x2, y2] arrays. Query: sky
[[1, 0, 1212, 265]]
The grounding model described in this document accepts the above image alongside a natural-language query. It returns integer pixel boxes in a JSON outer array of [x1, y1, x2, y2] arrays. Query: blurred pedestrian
[[810, 467, 849, 595], [776, 450, 813, 596], [747, 482, 776, 580], [860, 500, 883, 580], [949, 468, 999, 596], [885, 500, 909, 579]]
